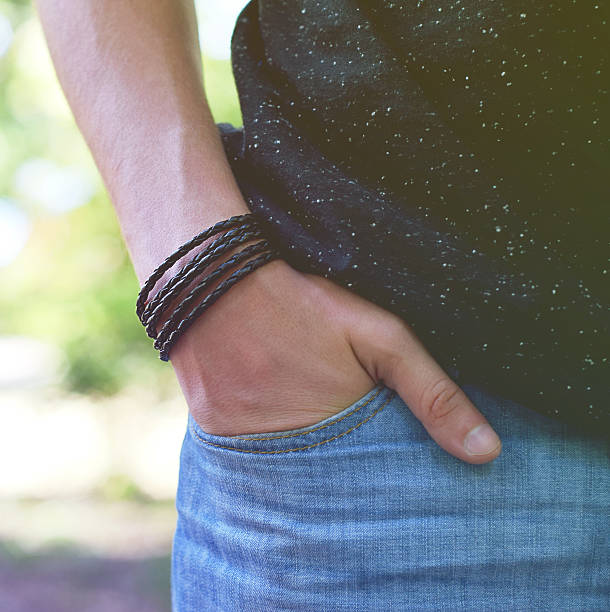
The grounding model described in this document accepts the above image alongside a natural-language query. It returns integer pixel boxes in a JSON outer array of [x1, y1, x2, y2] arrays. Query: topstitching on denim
[[188, 385, 396, 454]]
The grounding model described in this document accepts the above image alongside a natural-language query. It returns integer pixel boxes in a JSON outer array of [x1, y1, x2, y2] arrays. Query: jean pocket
[[187, 382, 396, 455]]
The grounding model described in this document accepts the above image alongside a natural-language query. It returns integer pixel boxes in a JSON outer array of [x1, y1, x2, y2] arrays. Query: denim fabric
[[171, 382, 609, 611]]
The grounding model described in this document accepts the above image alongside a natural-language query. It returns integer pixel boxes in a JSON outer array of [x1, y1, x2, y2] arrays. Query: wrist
[[142, 224, 273, 338], [168, 257, 289, 395], [125, 195, 252, 288], [104, 121, 251, 285]]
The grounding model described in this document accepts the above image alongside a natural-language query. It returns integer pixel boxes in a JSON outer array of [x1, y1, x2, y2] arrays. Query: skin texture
[[34, 0, 502, 464]]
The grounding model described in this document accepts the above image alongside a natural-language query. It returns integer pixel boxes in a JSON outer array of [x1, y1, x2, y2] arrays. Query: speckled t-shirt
[[217, 0, 609, 436]]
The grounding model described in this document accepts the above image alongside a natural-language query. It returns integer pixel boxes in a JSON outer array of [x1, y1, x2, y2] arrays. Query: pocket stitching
[[227, 384, 385, 441], [189, 388, 395, 454]]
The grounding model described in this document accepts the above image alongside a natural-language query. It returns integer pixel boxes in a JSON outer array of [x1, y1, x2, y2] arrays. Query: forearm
[[34, 0, 250, 285]]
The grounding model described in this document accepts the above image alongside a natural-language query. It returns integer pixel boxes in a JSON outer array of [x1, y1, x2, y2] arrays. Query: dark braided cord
[[157, 248, 280, 361], [136, 213, 260, 319], [154, 239, 271, 350], [141, 226, 265, 336], [140, 223, 262, 327]]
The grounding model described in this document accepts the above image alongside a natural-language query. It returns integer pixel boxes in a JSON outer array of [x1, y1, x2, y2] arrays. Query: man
[[35, 1, 608, 609]]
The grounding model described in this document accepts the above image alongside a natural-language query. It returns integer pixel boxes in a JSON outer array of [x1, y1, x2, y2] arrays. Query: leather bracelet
[[136, 212, 280, 361], [153, 238, 272, 349], [136, 212, 260, 319], [141, 225, 265, 337], [156, 248, 280, 362]]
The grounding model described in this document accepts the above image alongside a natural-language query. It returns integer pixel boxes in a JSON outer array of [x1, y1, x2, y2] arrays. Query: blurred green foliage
[[0, 0, 243, 395], [99, 473, 154, 504]]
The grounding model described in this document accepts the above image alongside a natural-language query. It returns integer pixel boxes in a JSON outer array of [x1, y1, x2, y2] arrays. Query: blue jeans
[[171, 381, 609, 611]]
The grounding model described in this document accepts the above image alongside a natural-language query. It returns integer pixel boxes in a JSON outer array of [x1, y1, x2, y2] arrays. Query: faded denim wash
[[171, 381, 609, 611]]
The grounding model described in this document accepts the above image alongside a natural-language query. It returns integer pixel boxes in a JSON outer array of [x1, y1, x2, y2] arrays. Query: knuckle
[[421, 378, 463, 423], [386, 312, 412, 335], [385, 333, 415, 379], [369, 317, 412, 379], [384, 316, 413, 356]]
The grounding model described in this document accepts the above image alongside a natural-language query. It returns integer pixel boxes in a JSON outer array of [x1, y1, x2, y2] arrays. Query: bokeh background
[[0, 1, 248, 609]]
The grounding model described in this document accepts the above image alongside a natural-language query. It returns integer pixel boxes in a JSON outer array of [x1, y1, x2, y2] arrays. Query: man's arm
[[34, 0, 502, 464], [34, 0, 249, 286]]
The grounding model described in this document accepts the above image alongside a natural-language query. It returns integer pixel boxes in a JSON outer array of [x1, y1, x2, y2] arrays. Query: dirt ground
[[0, 500, 176, 611], [0, 548, 171, 612]]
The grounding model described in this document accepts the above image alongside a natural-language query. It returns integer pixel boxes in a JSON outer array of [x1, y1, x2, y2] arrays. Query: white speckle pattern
[[218, 0, 609, 434]]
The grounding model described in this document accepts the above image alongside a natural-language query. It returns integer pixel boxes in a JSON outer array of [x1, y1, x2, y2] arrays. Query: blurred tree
[[0, 0, 243, 394]]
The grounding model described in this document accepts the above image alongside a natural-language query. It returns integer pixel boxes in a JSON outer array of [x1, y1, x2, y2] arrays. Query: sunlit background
[[0, 1, 248, 609]]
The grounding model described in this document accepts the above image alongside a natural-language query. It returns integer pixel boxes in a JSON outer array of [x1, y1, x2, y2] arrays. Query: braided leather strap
[[141, 226, 265, 337], [153, 238, 271, 350], [157, 248, 280, 361], [136, 213, 260, 319]]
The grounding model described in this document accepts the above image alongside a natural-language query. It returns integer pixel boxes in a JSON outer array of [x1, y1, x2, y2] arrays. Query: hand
[[169, 258, 502, 464]]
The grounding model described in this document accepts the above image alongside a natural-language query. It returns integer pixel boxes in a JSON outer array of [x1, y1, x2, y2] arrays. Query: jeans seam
[[227, 385, 385, 441], [188, 389, 395, 454]]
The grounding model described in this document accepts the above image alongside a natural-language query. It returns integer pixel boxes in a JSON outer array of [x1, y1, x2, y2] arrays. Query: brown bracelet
[[141, 225, 265, 338], [136, 213, 260, 319], [156, 246, 280, 361], [136, 212, 280, 361]]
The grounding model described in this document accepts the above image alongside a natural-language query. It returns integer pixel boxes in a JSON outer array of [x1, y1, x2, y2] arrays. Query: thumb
[[345, 303, 502, 465]]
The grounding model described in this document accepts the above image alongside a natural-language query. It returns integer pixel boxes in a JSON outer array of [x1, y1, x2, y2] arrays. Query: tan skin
[[35, 0, 502, 464]]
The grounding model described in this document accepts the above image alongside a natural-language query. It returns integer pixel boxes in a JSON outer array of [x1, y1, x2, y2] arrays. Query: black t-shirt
[[218, 0, 609, 436]]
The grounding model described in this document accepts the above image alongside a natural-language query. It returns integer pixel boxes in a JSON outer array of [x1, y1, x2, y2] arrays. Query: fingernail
[[464, 424, 501, 455]]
